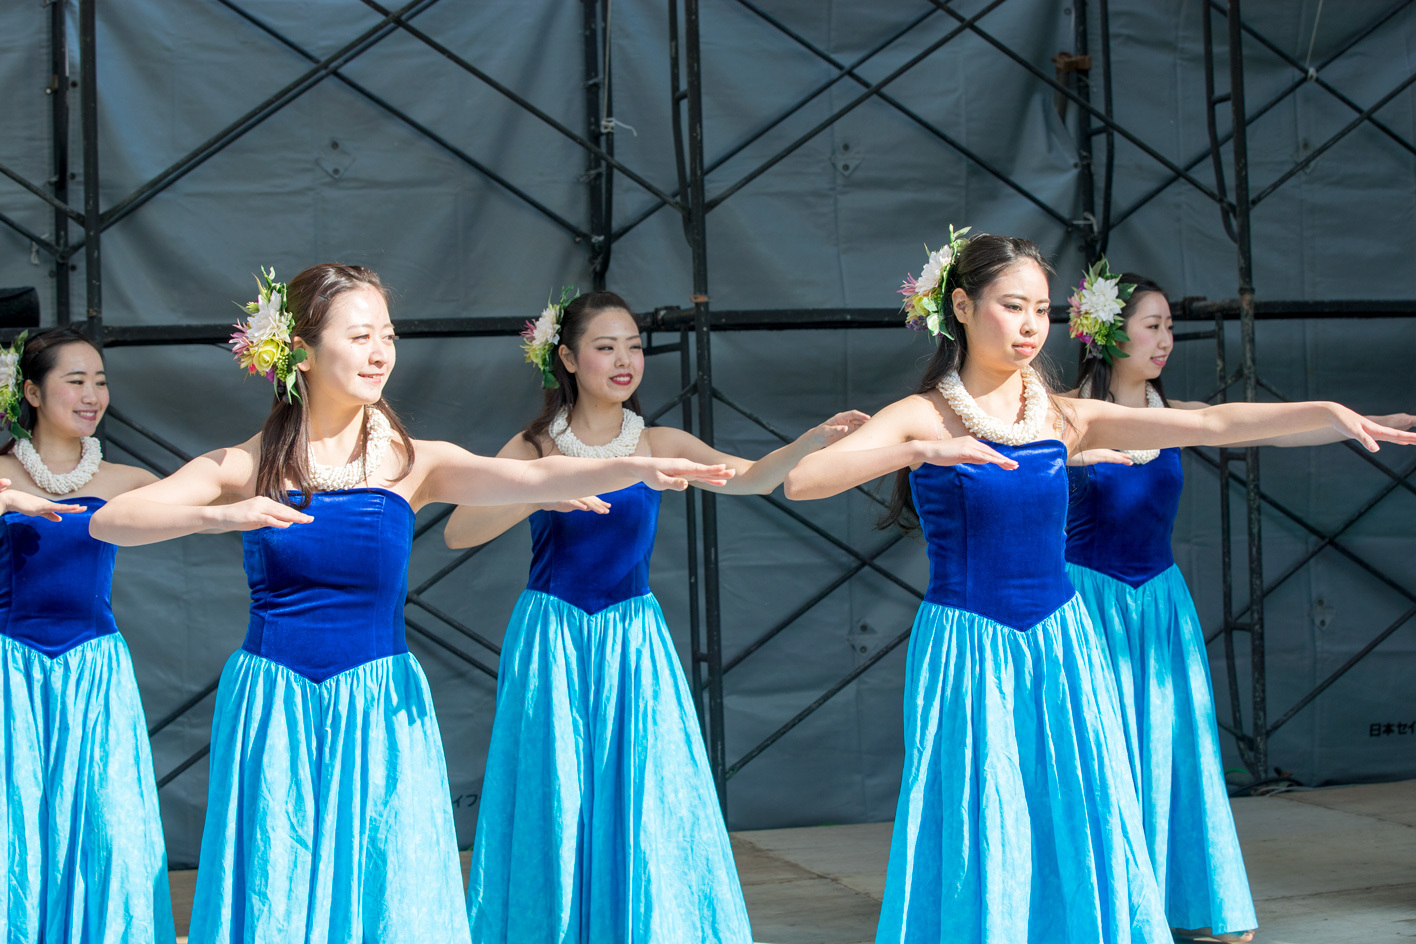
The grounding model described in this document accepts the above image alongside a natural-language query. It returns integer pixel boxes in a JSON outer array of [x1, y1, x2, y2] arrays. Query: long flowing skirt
[[0, 632, 175, 944], [187, 650, 469, 944], [1068, 563, 1257, 935], [467, 590, 752, 944], [877, 596, 1170, 944]]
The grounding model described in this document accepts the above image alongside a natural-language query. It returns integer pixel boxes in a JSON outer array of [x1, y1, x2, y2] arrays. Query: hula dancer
[[0, 326, 174, 944], [90, 266, 728, 943], [783, 230, 1415, 944], [448, 289, 866, 944]]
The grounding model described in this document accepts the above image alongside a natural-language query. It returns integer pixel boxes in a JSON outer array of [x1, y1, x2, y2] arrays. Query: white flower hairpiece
[[230, 267, 306, 402], [1067, 257, 1137, 363], [521, 286, 578, 389], [0, 330, 30, 441], [898, 225, 971, 339]]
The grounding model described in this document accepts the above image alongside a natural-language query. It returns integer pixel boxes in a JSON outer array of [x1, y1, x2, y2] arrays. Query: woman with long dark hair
[[446, 289, 867, 944], [783, 231, 1414, 944], [1063, 269, 1413, 943], [90, 266, 729, 943], [0, 326, 174, 944]]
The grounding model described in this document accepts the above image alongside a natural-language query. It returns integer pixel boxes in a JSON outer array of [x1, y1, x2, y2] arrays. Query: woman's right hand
[[205, 496, 315, 532], [635, 457, 735, 491], [0, 481, 87, 521], [541, 496, 613, 514], [916, 436, 1020, 471], [1068, 448, 1135, 467]]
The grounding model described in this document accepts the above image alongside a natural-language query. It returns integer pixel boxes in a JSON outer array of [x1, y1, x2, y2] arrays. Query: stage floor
[[168, 779, 1416, 943]]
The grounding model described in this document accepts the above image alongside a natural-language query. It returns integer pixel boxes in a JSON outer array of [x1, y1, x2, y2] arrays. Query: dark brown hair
[[520, 290, 645, 456], [1073, 273, 1171, 406], [880, 233, 1058, 533], [1, 326, 101, 456], [256, 264, 415, 507]]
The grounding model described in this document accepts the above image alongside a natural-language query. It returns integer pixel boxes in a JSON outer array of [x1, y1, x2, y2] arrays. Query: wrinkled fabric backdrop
[[1, 0, 1413, 866]]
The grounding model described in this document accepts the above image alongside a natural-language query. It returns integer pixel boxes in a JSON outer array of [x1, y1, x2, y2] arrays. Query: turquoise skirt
[[467, 590, 751, 944], [1, 632, 174, 944], [877, 596, 1170, 944], [187, 650, 469, 944], [1068, 563, 1257, 935]]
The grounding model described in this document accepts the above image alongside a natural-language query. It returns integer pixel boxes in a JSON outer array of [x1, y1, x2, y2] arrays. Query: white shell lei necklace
[[1080, 379, 1164, 465], [550, 407, 644, 458], [937, 367, 1049, 446], [307, 408, 394, 491], [1120, 383, 1165, 465], [14, 436, 102, 496]]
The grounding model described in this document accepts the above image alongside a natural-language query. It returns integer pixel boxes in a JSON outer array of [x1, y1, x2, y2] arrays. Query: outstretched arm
[[89, 441, 313, 546], [784, 396, 1017, 501], [442, 433, 612, 549], [649, 410, 869, 495], [416, 440, 731, 512], [1073, 398, 1416, 454], [1165, 400, 1415, 448]]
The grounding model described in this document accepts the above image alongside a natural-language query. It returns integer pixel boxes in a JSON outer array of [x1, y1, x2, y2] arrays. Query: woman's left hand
[[1331, 406, 1416, 451], [1370, 412, 1416, 432], [0, 480, 88, 521], [1068, 449, 1135, 467], [812, 410, 872, 448]]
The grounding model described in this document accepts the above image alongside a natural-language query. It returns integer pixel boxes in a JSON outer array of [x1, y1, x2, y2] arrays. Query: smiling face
[[1113, 290, 1173, 381], [24, 341, 108, 439], [559, 307, 644, 404], [295, 286, 397, 406], [952, 258, 1052, 371]]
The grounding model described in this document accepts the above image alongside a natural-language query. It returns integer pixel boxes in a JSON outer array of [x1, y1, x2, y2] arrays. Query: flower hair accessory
[[0, 330, 30, 441], [1068, 257, 1137, 362], [899, 225, 971, 339], [230, 267, 306, 402], [521, 285, 577, 390]]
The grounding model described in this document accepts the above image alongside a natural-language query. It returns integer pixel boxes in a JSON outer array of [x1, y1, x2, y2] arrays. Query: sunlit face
[[559, 308, 644, 404], [295, 287, 397, 406], [24, 341, 108, 439], [1113, 291, 1173, 381], [952, 259, 1052, 370]]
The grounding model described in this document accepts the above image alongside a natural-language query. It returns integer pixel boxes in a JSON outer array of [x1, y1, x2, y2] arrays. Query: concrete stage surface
[[168, 779, 1415, 943]]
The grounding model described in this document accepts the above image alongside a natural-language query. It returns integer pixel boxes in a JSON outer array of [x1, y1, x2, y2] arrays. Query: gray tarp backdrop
[[2, 0, 1414, 867]]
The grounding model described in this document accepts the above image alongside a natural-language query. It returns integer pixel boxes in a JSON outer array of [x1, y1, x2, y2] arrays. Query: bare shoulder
[[98, 460, 160, 493], [846, 392, 948, 444], [644, 424, 700, 454], [184, 435, 262, 496], [497, 430, 543, 461]]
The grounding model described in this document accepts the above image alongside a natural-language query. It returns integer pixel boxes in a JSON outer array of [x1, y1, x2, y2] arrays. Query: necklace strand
[[1082, 380, 1165, 465], [936, 367, 1048, 446], [15, 436, 102, 496], [550, 407, 644, 458], [1119, 383, 1166, 465], [306, 408, 394, 491]]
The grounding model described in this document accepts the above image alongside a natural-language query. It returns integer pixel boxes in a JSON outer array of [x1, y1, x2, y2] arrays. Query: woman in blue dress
[[89, 265, 729, 944], [1062, 270, 1414, 943], [783, 232, 1414, 944], [0, 326, 174, 944], [445, 289, 867, 944]]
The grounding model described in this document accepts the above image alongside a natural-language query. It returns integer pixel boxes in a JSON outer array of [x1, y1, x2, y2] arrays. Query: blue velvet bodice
[[527, 482, 659, 614], [242, 488, 412, 682], [0, 498, 119, 656], [909, 440, 1076, 631], [1065, 447, 1184, 587]]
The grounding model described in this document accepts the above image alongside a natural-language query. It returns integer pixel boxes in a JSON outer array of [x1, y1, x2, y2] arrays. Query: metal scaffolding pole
[[680, 0, 728, 810], [49, 0, 71, 325], [79, 0, 100, 342]]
